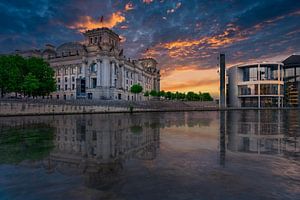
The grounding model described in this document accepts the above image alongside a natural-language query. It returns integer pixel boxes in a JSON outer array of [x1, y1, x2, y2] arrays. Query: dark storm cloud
[[0, 0, 299, 73]]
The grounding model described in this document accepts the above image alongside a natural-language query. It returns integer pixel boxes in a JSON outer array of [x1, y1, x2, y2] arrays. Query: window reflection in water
[[226, 110, 300, 158]]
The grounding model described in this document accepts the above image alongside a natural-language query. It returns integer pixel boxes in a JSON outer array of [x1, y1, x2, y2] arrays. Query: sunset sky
[[1, 0, 300, 97]]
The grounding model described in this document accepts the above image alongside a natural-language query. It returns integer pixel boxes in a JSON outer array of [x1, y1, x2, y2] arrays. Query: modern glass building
[[283, 55, 300, 107], [227, 62, 284, 108]]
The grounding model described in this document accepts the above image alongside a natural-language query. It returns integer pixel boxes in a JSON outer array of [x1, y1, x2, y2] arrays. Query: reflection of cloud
[[68, 11, 125, 32]]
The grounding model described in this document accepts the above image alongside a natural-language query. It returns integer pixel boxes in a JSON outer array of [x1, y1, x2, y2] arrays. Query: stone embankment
[[0, 99, 218, 116]]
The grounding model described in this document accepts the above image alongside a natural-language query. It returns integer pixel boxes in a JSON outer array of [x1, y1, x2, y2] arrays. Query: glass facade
[[239, 85, 258, 95], [237, 63, 284, 107], [260, 84, 280, 95], [242, 64, 282, 82], [283, 65, 300, 107]]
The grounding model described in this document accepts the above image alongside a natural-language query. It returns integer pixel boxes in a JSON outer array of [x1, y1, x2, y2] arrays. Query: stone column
[[111, 62, 115, 87], [277, 63, 281, 108], [102, 58, 110, 87], [97, 59, 101, 87], [122, 66, 126, 89], [117, 64, 122, 89], [82, 59, 88, 88], [68, 66, 71, 90], [60, 66, 63, 92]]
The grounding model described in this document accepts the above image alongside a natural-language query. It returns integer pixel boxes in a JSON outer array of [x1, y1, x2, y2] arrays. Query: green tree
[[158, 90, 165, 98], [144, 91, 149, 97], [202, 92, 213, 101], [22, 73, 39, 97], [130, 84, 143, 100], [165, 91, 172, 99], [0, 55, 56, 98], [26, 57, 56, 96], [150, 90, 158, 97], [0, 55, 25, 97]]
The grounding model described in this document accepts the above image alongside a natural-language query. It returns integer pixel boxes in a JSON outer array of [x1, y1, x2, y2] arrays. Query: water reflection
[[0, 111, 299, 200], [48, 114, 160, 188], [226, 110, 300, 158]]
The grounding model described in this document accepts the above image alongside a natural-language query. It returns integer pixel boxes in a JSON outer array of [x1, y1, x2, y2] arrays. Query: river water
[[0, 110, 299, 200]]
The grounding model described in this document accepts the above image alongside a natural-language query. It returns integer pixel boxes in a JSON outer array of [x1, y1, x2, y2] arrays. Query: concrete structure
[[219, 54, 226, 108], [283, 55, 300, 107], [16, 28, 160, 101], [227, 62, 284, 108]]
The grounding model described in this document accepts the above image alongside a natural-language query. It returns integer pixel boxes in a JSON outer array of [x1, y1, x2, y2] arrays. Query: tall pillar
[[277, 63, 281, 108], [219, 54, 226, 108], [68, 66, 71, 90], [258, 64, 261, 108], [82, 59, 88, 89], [122, 66, 125, 89], [102, 57, 110, 87], [117, 64, 122, 89], [96, 59, 101, 87], [111, 62, 115, 87]]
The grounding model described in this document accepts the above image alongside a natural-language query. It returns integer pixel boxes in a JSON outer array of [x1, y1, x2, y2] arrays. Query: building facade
[[227, 62, 284, 108], [16, 28, 160, 100], [283, 55, 300, 107]]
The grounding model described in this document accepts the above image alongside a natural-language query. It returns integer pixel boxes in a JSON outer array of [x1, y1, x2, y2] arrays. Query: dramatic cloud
[[68, 11, 125, 32], [0, 0, 300, 95]]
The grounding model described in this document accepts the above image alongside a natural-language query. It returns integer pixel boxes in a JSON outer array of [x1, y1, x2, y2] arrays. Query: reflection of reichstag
[[0, 114, 160, 188], [226, 110, 299, 157], [47, 114, 160, 188]]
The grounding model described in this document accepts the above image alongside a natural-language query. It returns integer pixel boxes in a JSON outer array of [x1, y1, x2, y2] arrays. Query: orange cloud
[[125, 2, 134, 11], [144, 24, 247, 58], [68, 11, 125, 32]]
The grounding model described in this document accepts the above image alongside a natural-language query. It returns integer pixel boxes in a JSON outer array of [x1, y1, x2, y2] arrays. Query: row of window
[[57, 84, 76, 91], [57, 76, 76, 83], [56, 68, 77, 76], [242, 65, 283, 82], [238, 84, 283, 95]]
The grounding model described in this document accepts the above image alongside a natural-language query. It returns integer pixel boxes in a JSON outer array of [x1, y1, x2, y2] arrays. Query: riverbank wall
[[0, 99, 218, 116]]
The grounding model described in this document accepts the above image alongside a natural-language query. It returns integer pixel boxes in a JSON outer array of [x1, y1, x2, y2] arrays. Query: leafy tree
[[202, 92, 213, 101], [0, 55, 56, 98], [0, 55, 25, 97], [158, 90, 165, 98], [165, 91, 172, 99], [150, 90, 158, 97], [22, 73, 39, 97], [144, 91, 149, 97], [130, 84, 143, 101], [26, 57, 56, 96]]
